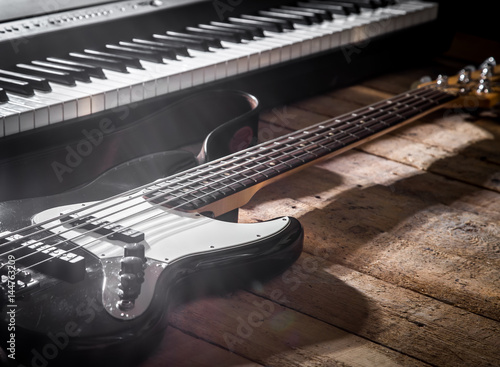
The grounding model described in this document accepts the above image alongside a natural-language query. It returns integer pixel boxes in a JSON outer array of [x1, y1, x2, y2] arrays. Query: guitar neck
[[146, 86, 457, 216]]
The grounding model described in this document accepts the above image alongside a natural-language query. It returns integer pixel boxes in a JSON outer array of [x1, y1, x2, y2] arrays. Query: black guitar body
[[0, 148, 303, 367], [0, 91, 303, 366]]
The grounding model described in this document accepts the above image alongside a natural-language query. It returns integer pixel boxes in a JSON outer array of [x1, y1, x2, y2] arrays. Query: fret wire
[[0, 87, 456, 255], [252, 90, 432, 170], [0, 88, 458, 271]]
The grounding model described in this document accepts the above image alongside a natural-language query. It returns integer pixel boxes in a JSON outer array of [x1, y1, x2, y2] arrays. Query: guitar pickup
[[60, 210, 145, 243], [0, 232, 85, 283]]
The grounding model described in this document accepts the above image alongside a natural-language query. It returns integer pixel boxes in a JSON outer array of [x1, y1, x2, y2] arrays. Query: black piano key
[[16, 64, 76, 86], [240, 14, 294, 30], [269, 8, 324, 23], [0, 88, 8, 103], [119, 41, 178, 60], [310, 1, 360, 14], [258, 10, 312, 25], [105, 44, 164, 63], [199, 23, 254, 41], [166, 31, 223, 49], [210, 21, 264, 38], [31, 61, 91, 83], [46, 57, 106, 79], [283, 5, 333, 21], [185, 27, 242, 43], [297, 2, 349, 15], [84, 49, 143, 69], [153, 34, 210, 52], [68, 53, 129, 73], [228, 17, 283, 33], [0, 69, 51, 91], [0, 76, 34, 96], [336, 0, 380, 9], [132, 38, 190, 57]]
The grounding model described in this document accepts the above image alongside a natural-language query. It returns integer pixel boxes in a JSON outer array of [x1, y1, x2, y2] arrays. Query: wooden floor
[[140, 34, 500, 367]]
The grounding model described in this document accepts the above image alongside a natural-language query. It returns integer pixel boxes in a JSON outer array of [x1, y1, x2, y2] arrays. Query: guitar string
[[1, 88, 454, 271], [0, 86, 438, 247], [0, 86, 449, 267], [3, 86, 444, 247], [8, 89, 453, 274], [0, 87, 451, 270]]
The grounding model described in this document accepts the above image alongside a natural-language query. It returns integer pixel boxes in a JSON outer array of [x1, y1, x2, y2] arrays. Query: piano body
[[0, 0, 451, 200]]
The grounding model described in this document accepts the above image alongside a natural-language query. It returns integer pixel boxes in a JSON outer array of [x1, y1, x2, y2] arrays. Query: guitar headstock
[[419, 57, 500, 110]]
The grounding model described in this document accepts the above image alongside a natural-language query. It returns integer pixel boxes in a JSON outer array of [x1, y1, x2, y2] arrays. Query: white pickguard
[[33, 193, 289, 265], [32, 192, 290, 320]]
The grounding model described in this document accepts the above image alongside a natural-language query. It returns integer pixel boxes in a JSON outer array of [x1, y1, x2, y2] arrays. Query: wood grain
[[139, 33, 500, 367]]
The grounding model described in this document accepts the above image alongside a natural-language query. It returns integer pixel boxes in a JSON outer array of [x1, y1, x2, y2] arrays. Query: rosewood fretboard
[[145, 86, 457, 213]]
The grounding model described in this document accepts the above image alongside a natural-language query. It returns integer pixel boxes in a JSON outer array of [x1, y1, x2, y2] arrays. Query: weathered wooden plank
[[239, 150, 500, 320], [141, 327, 262, 367], [168, 292, 429, 367], [245, 252, 500, 367], [360, 133, 500, 192], [141, 37, 500, 367]]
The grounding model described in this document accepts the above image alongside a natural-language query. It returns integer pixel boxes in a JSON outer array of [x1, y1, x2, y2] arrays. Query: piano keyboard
[[0, 0, 437, 137]]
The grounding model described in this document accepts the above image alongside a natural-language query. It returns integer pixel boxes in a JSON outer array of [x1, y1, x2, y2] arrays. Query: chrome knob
[[120, 256, 145, 279], [124, 243, 146, 262]]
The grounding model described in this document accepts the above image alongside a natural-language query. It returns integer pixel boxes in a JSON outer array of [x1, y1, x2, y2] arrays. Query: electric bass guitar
[[0, 59, 498, 367]]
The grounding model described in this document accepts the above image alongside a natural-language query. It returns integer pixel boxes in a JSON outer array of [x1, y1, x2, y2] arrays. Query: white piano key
[[6, 94, 49, 128], [86, 78, 119, 109], [225, 39, 280, 68], [74, 83, 106, 112], [107, 71, 145, 103], [175, 55, 214, 84], [0, 107, 17, 136], [90, 71, 133, 106], [0, 112, 5, 137], [31, 90, 72, 124], [0, 103, 34, 134], [8, 94, 52, 122], [0, 1, 435, 137], [179, 51, 226, 83]]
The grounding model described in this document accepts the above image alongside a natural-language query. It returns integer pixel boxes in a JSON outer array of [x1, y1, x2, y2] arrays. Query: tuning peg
[[458, 68, 472, 84], [480, 57, 496, 78], [480, 57, 496, 69], [476, 78, 491, 94], [436, 74, 448, 87]]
